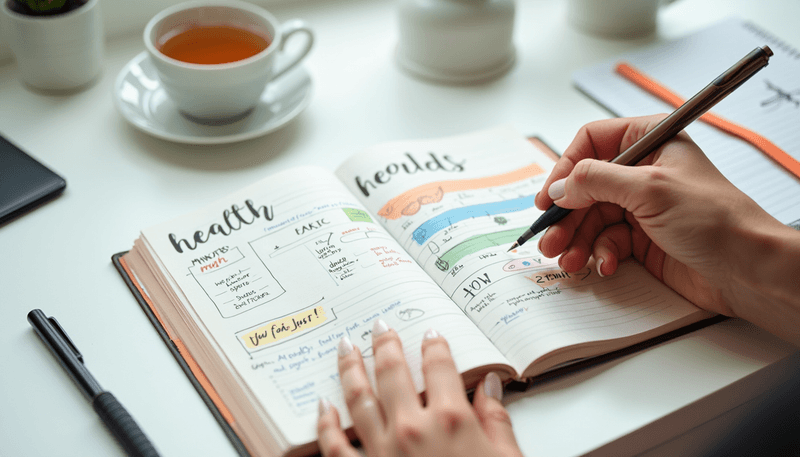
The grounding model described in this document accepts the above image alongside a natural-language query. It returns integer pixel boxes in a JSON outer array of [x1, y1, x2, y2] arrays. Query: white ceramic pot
[[2, 0, 104, 92], [396, 0, 515, 84], [567, 0, 679, 39]]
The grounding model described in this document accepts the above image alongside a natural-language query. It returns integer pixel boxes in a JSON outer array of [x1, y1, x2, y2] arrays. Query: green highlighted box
[[343, 208, 373, 223]]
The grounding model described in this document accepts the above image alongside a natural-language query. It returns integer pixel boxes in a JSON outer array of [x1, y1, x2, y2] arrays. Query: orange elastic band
[[615, 62, 800, 180]]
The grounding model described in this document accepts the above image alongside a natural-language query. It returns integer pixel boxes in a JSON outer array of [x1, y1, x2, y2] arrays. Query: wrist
[[727, 219, 800, 344]]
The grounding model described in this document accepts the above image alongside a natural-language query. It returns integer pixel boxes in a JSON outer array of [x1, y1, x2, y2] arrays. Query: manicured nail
[[423, 328, 439, 340], [318, 397, 332, 416], [373, 319, 390, 338], [338, 336, 353, 357], [597, 258, 606, 277], [484, 372, 503, 401], [548, 178, 566, 200]]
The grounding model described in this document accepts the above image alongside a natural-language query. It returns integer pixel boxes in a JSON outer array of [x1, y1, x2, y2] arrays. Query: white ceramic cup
[[567, 0, 678, 39], [144, 0, 313, 122]]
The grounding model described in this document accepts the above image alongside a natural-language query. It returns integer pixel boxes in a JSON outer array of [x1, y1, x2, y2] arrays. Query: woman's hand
[[317, 320, 523, 457], [534, 115, 800, 343]]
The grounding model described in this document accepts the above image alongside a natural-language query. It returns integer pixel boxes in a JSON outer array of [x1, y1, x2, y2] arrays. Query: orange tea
[[159, 25, 271, 65]]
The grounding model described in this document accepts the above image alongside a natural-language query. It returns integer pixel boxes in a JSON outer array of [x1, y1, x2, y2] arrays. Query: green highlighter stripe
[[435, 227, 527, 271]]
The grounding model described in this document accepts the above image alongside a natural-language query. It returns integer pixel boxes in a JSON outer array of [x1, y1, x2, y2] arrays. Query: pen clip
[[48, 316, 84, 363]]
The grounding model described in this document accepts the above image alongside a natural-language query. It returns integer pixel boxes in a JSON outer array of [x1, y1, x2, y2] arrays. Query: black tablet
[[0, 134, 66, 225]]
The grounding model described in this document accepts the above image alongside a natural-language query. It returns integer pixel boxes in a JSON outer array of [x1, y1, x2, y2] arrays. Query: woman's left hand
[[317, 319, 524, 457]]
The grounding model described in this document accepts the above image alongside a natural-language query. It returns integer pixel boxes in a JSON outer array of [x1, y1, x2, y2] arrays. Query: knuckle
[[434, 407, 473, 435], [393, 420, 424, 449], [317, 414, 333, 433], [344, 384, 372, 410], [374, 355, 404, 378], [640, 168, 670, 199], [337, 355, 361, 373], [571, 158, 595, 186], [323, 441, 349, 457]]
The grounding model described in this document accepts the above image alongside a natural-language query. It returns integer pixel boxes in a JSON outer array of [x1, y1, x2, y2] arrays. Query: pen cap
[[27, 309, 103, 398]]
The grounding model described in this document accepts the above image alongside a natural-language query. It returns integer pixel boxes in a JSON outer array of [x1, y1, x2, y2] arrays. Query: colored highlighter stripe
[[378, 163, 546, 220]]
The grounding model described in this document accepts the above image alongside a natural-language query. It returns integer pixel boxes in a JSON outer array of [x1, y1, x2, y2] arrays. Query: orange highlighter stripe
[[378, 163, 545, 220], [615, 62, 800, 179]]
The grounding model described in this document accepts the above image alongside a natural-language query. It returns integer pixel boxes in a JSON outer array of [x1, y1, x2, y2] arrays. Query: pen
[[509, 45, 773, 251], [27, 309, 160, 457]]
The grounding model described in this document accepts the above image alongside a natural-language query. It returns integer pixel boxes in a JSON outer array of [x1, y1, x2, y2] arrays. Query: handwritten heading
[[168, 199, 274, 253], [355, 152, 466, 197]]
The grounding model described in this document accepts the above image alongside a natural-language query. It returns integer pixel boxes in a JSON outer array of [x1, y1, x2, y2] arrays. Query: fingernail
[[548, 178, 566, 200], [597, 258, 606, 278], [338, 336, 353, 357], [423, 328, 439, 340], [372, 319, 390, 338], [318, 397, 332, 416], [484, 372, 503, 401]]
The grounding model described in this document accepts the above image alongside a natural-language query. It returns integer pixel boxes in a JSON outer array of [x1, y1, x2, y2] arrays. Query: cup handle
[[272, 19, 314, 80]]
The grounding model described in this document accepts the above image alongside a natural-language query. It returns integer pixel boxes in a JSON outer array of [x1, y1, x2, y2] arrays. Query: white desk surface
[[2, 0, 799, 456]]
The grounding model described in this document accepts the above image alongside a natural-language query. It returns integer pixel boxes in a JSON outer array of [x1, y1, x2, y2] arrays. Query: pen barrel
[[612, 46, 770, 167], [92, 392, 160, 457]]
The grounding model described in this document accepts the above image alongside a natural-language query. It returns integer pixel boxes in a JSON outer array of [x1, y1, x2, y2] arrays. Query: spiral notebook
[[572, 17, 800, 229]]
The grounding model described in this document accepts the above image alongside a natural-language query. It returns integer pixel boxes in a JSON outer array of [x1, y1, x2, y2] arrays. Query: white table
[[2, 0, 799, 455]]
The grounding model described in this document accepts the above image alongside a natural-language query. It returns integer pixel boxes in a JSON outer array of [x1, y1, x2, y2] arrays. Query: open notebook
[[114, 127, 714, 456], [573, 17, 800, 228]]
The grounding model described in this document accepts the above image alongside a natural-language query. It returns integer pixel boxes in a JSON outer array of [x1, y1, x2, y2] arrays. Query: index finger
[[534, 115, 668, 211], [372, 320, 423, 418]]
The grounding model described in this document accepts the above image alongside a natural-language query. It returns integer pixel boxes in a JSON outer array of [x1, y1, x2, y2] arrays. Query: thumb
[[548, 158, 650, 210], [473, 372, 521, 455]]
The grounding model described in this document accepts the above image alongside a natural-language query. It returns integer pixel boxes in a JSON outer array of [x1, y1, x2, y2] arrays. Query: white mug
[[144, 0, 313, 122], [567, 0, 678, 39]]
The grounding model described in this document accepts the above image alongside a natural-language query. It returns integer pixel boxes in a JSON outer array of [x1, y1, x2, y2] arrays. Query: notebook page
[[139, 167, 508, 447], [337, 127, 708, 375], [573, 17, 800, 227]]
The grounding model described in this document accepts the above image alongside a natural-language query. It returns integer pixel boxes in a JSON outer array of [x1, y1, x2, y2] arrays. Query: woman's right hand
[[534, 115, 800, 344]]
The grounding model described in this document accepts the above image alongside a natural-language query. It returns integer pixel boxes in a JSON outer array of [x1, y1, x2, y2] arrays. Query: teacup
[[144, 0, 313, 122]]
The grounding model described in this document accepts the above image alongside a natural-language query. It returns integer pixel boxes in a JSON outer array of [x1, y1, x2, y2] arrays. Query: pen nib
[[507, 242, 519, 253]]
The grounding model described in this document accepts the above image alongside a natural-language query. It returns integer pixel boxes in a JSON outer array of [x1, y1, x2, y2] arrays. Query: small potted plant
[[9, 0, 85, 15], [2, 0, 104, 92]]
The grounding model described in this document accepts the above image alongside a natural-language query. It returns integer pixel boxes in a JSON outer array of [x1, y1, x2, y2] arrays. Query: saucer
[[113, 52, 312, 144]]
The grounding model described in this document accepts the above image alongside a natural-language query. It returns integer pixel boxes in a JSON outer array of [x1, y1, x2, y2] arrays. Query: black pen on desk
[[509, 45, 774, 252], [27, 309, 160, 457]]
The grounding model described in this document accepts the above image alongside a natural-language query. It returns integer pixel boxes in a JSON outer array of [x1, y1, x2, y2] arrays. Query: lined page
[[337, 127, 708, 375], [573, 17, 800, 227]]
